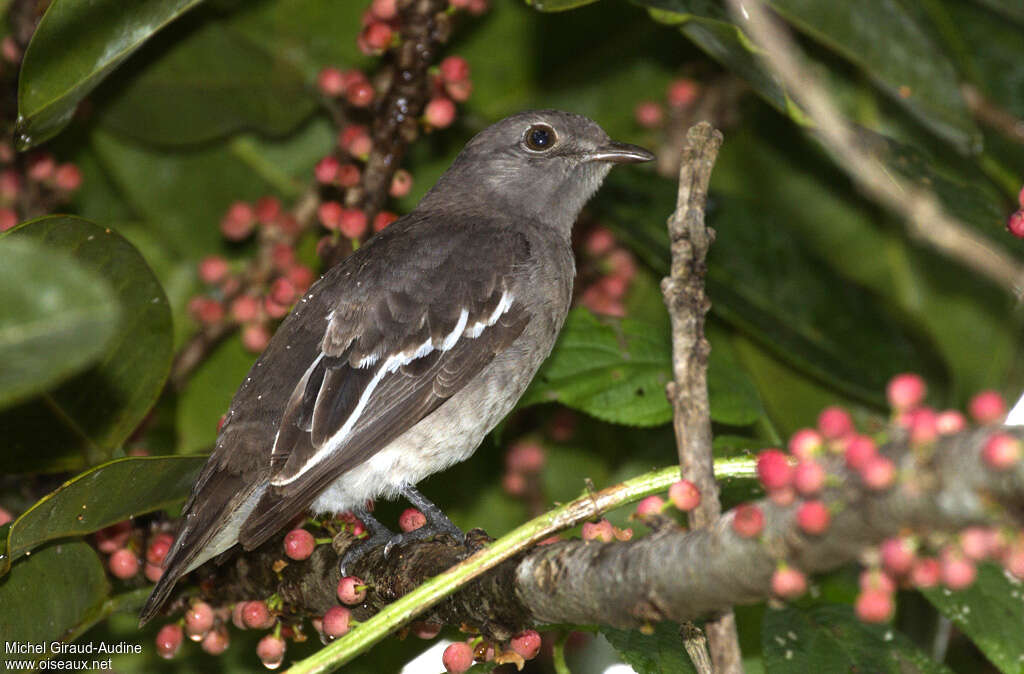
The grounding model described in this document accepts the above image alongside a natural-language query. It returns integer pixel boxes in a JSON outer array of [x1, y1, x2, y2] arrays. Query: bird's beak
[[585, 141, 655, 164]]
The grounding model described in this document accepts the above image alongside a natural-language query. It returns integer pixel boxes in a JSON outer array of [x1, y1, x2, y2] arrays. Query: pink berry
[[818, 406, 853, 439], [109, 548, 139, 579], [201, 627, 229, 655], [910, 557, 941, 588], [795, 500, 830, 535], [198, 255, 230, 284], [322, 606, 351, 639], [581, 519, 614, 543], [442, 642, 474, 673], [315, 156, 340, 183], [318, 67, 346, 96], [584, 226, 616, 257], [844, 435, 877, 470], [1, 36, 20, 63], [337, 163, 361, 188], [0, 170, 22, 199], [374, 211, 398, 231], [390, 169, 413, 197], [27, 153, 55, 182], [147, 533, 175, 565], [284, 528, 315, 560], [346, 80, 375, 107], [906, 407, 938, 445], [242, 600, 275, 630], [935, 410, 966, 435], [0, 506, 12, 526], [969, 390, 1006, 424], [667, 78, 699, 108], [257, 634, 286, 669], [255, 196, 281, 225], [425, 97, 457, 129], [54, 163, 82, 191], [859, 455, 896, 490], [982, 432, 1021, 470], [241, 324, 271, 353], [756, 449, 792, 491], [768, 486, 796, 507], [270, 277, 297, 306], [788, 428, 822, 459], [439, 56, 470, 83], [232, 602, 248, 630], [360, 22, 393, 53], [337, 575, 366, 605], [288, 265, 314, 293], [445, 78, 473, 102], [1003, 541, 1024, 579], [940, 549, 977, 590], [156, 623, 183, 659], [185, 601, 215, 641], [189, 296, 225, 324], [793, 460, 825, 495], [859, 569, 896, 594], [502, 472, 526, 495], [231, 295, 261, 323], [636, 495, 665, 518], [959, 526, 994, 561], [506, 441, 545, 473], [399, 508, 426, 532], [371, 0, 398, 20], [886, 373, 926, 411], [339, 125, 372, 158], [510, 630, 542, 660], [855, 589, 894, 623], [1007, 211, 1024, 238], [94, 521, 132, 554], [0, 208, 17, 232], [771, 566, 807, 599], [271, 242, 296, 271], [220, 201, 255, 240], [880, 537, 916, 575], [318, 201, 344, 230], [634, 101, 663, 128], [338, 209, 368, 239], [668, 480, 701, 511], [144, 562, 163, 582], [732, 503, 765, 538]]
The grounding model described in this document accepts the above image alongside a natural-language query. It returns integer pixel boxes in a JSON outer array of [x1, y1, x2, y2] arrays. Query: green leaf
[[0, 541, 110, 668], [15, 0, 203, 148], [0, 236, 118, 409], [602, 622, 698, 674], [0, 456, 204, 576], [97, 19, 316, 146], [176, 335, 255, 454], [943, 1, 1024, 120], [0, 217, 173, 473], [762, 604, 952, 673], [922, 564, 1024, 673]]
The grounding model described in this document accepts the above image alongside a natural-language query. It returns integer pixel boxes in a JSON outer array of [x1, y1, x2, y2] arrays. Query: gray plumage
[[140, 110, 652, 624]]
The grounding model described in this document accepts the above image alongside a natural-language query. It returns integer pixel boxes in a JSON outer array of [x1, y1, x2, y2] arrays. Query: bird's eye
[[523, 124, 556, 152]]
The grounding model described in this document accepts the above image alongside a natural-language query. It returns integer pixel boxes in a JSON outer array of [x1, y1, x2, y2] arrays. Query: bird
[[140, 109, 653, 625]]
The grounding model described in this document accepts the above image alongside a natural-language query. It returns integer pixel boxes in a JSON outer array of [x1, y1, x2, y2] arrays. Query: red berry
[[1007, 210, 1024, 238], [360, 22, 393, 54], [425, 97, 457, 129], [284, 528, 315, 561], [94, 521, 132, 554], [880, 537, 916, 575], [270, 243, 296, 271], [147, 533, 175, 565], [231, 295, 261, 323], [859, 455, 896, 490], [390, 169, 413, 197], [502, 472, 526, 495], [756, 449, 793, 491], [185, 601, 215, 641], [189, 296, 224, 324], [232, 602, 248, 630], [287, 265, 315, 294], [844, 435, 877, 470], [257, 634, 286, 669], [109, 548, 139, 579], [584, 226, 616, 257], [442, 642, 474, 673], [315, 156, 340, 183], [731, 503, 764, 538], [338, 209, 368, 239], [768, 486, 796, 507], [337, 163, 361, 188], [506, 441, 545, 473], [0, 208, 17, 232], [144, 562, 163, 582], [339, 125, 372, 158], [969, 390, 1006, 424], [859, 569, 896, 594], [935, 410, 966, 435], [886, 373, 926, 411], [242, 600, 275, 630], [201, 627, 229, 655], [510, 630, 542, 660], [795, 500, 830, 535], [439, 56, 471, 84], [198, 255, 230, 284], [337, 575, 366, 605], [370, 0, 398, 20], [445, 78, 473, 102], [581, 519, 614, 543], [634, 101, 663, 128], [909, 557, 941, 588], [940, 549, 977, 590], [346, 80, 375, 107], [322, 606, 351, 639], [668, 479, 701, 511], [982, 432, 1021, 470], [793, 460, 825, 495], [270, 277, 297, 306], [788, 428, 822, 459], [241, 323, 271, 353], [399, 508, 426, 532], [906, 407, 938, 445], [220, 201, 255, 240], [0, 506, 12, 526], [374, 211, 398, 231], [1, 36, 20, 63], [855, 589, 894, 623], [959, 526, 994, 561], [636, 495, 665, 518], [818, 406, 853, 439], [156, 623, 183, 659], [54, 163, 82, 191], [255, 196, 281, 225], [318, 201, 344, 230], [317, 67, 346, 96], [771, 565, 807, 599], [27, 153, 55, 182], [667, 78, 699, 108], [264, 296, 289, 320]]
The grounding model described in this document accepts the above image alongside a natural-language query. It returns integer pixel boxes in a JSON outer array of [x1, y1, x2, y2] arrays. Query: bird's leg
[[382, 484, 465, 556], [338, 505, 393, 576]]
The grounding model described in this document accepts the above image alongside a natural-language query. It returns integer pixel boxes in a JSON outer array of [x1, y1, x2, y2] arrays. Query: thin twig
[[961, 84, 1024, 145], [726, 0, 1024, 297], [661, 123, 741, 672]]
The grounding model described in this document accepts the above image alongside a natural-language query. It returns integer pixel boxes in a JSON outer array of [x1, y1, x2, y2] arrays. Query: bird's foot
[[338, 506, 393, 577]]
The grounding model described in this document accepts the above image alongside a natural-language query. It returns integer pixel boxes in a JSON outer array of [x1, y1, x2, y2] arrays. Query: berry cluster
[[0, 146, 82, 232], [94, 521, 174, 585], [578, 225, 638, 317], [634, 77, 701, 131], [1005, 184, 1024, 238], [441, 629, 541, 673]]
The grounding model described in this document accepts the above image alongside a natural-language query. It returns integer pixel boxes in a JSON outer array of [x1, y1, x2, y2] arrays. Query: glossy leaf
[[97, 19, 316, 146], [762, 604, 951, 672], [0, 456, 204, 575], [16, 0, 202, 148], [602, 622, 698, 674], [0, 217, 173, 474], [922, 564, 1024, 673], [943, 1, 1024, 120], [0, 541, 110, 668], [176, 335, 256, 454], [0, 235, 118, 409]]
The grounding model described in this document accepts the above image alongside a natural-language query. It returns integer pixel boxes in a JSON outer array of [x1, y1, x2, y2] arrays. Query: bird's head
[[420, 110, 653, 236]]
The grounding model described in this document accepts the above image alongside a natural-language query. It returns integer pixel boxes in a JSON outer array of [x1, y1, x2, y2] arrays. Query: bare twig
[[962, 84, 1024, 145], [660, 123, 741, 672], [726, 0, 1024, 297]]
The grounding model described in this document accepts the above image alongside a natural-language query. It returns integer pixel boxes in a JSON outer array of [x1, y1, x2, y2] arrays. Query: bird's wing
[[237, 224, 532, 549]]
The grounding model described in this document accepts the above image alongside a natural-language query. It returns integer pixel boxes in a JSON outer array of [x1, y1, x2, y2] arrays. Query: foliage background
[[1, 0, 1023, 671]]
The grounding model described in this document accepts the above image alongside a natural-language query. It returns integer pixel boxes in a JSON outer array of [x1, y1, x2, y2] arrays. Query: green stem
[[229, 137, 305, 198], [552, 631, 571, 674], [284, 458, 755, 674]]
